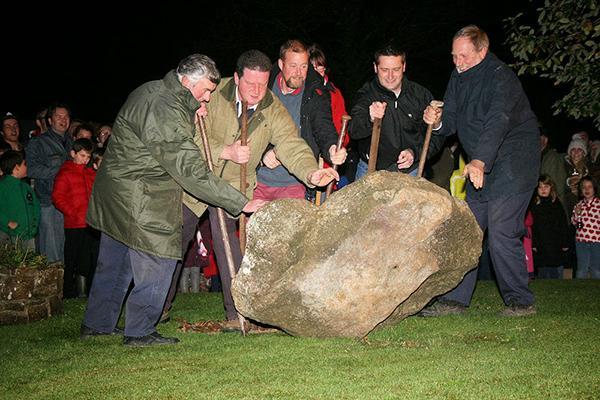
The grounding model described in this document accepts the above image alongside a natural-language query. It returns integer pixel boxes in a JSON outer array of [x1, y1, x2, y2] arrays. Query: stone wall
[[0, 263, 63, 325]]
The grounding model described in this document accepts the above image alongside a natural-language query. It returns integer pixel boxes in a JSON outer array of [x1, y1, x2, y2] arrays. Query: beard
[[285, 76, 305, 90]]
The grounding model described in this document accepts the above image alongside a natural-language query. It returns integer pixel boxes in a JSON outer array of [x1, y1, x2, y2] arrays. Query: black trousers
[[163, 205, 198, 312], [63, 227, 96, 298], [208, 207, 242, 321]]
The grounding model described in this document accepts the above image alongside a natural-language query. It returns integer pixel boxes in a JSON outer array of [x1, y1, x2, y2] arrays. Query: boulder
[[232, 171, 482, 337]]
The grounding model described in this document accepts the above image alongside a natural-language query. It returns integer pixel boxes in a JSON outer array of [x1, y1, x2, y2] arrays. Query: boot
[[178, 268, 191, 293], [190, 267, 201, 293], [75, 275, 87, 298]]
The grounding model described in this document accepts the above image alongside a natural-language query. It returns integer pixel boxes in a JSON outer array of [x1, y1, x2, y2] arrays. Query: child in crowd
[[0, 151, 40, 249], [52, 139, 97, 298], [530, 175, 570, 279], [571, 176, 600, 279]]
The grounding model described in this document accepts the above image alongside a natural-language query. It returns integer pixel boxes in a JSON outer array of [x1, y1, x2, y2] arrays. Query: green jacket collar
[[163, 70, 198, 111]]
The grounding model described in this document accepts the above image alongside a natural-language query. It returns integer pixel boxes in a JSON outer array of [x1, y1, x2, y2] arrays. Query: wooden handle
[[367, 117, 382, 174], [239, 101, 248, 256], [325, 115, 352, 198], [197, 115, 247, 335], [416, 100, 444, 178]]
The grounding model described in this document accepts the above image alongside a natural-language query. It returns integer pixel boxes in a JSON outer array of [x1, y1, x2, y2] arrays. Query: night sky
[[3, 1, 593, 150]]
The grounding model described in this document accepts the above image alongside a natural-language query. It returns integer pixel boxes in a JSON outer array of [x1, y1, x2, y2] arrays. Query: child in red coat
[[52, 139, 96, 298]]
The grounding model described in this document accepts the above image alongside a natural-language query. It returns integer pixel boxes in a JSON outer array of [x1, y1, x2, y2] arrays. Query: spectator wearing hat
[[0, 112, 24, 153], [564, 137, 590, 221]]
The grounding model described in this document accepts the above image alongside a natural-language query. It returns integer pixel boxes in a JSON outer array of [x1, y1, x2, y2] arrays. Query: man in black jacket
[[255, 39, 346, 202], [421, 25, 539, 317], [349, 45, 444, 178]]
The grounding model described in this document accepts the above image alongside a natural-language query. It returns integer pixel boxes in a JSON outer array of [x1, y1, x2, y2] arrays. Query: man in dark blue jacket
[[422, 25, 539, 317]]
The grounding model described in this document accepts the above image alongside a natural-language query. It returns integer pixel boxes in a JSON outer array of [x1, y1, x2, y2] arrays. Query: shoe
[[80, 325, 124, 340], [159, 310, 171, 324], [123, 332, 180, 347], [220, 319, 245, 333], [499, 303, 536, 317], [417, 301, 467, 317]]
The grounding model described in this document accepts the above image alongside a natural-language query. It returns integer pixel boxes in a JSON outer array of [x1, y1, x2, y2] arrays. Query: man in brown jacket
[[173, 50, 338, 328]]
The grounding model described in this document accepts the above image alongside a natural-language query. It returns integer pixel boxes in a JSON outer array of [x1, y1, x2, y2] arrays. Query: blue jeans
[[575, 241, 600, 279], [355, 159, 418, 180], [83, 233, 176, 337], [38, 205, 64, 263]]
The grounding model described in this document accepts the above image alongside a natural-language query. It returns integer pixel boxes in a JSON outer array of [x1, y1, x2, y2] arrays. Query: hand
[[221, 140, 250, 164], [423, 105, 442, 128], [308, 168, 340, 187], [369, 101, 387, 121], [328, 145, 347, 166], [574, 204, 583, 215], [7, 221, 18, 230], [462, 159, 485, 189], [242, 198, 268, 214], [397, 149, 415, 170], [262, 149, 281, 169], [195, 102, 208, 119]]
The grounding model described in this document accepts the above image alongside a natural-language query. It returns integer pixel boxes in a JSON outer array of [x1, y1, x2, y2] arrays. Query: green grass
[[1, 280, 599, 399]]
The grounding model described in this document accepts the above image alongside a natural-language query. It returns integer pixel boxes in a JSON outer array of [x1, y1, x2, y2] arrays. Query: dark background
[[2, 1, 595, 151]]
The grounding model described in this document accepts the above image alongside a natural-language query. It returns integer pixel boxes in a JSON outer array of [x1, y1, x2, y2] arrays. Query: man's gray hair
[[176, 54, 221, 85], [453, 25, 490, 52]]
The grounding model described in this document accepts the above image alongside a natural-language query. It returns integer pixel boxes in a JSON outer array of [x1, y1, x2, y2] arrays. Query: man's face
[[374, 55, 405, 93], [452, 37, 487, 73], [1, 118, 19, 143], [189, 77, 217, 104], [278, 50, 309, 90], [234, 68, 270, 107], [49, 107, 71, 134]]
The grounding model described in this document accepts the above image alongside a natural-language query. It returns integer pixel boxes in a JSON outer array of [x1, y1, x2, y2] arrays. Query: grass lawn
[[1, 280, 599, 399]]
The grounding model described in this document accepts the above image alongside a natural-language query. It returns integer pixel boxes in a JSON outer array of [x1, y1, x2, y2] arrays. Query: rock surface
[[232, 171, 482, 337]]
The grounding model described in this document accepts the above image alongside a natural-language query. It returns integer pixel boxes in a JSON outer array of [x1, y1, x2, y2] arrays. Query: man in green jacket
[[81, 54, 264, 347], [180, 49, 339, 328]]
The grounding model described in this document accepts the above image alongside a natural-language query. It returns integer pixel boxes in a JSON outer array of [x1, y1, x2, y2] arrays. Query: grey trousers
[[83, 233, 176, 337]]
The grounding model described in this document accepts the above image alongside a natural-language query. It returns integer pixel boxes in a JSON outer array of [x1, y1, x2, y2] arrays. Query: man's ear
[[234, 72, 240, 86], [278, 58, 284, 71], [373, 62, 378, 74], [181, 75, 191, 89]]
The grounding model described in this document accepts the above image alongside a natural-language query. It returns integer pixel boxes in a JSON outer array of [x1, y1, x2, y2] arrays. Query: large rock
[[232, 171, 482, 338]]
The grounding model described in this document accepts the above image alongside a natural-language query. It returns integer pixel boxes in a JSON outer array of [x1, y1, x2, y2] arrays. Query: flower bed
[[0, 244, 63, 325]]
